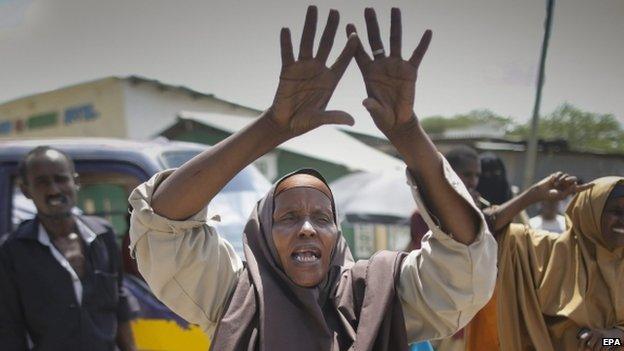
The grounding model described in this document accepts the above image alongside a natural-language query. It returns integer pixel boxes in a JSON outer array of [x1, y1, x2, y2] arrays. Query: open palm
[[271, 6, 357, 137], [348, 8, 432, 136]]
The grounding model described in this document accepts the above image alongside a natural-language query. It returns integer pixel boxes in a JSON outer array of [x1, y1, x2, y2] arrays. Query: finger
[[364, 8, 385, 59], [280, 28, 295, 66], [579, 331, 591, 351], [564, 175, 579, 184], [330, 32, 358, 78], [588, 334, 599, 351], [559, 175, 577, 190], [316, 9, 339, 64], [390, 8, 402, 57], [550, 171, 564, 187], [409, 30, 433, 68], [299, 5, 317, 60], [575, 183, 594, 192], [346, 24, 372, 68], [589, 338, 597, 350], [578, 335, 587, 351], [585, 332, 598, 351], [555, 174, 569, 191], [310, 110, 355, 128]]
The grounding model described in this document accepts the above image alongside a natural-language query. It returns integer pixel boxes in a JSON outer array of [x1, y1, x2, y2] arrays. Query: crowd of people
[[1, 6, 622, 351]]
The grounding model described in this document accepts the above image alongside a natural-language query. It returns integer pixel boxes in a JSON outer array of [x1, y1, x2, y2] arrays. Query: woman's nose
[[299, 219, 316, 237]]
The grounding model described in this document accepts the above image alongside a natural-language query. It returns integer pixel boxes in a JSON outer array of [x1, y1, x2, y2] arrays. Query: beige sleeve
[[128, 170, 243, 337], [398, 156, 498, 343]]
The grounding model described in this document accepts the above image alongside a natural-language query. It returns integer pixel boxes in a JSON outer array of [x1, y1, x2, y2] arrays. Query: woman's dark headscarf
[[210, 169, 410, 351], [476, 152, 513, 205]]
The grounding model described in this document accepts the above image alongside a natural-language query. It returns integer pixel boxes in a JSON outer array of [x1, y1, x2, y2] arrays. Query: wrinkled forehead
[[273, 187, 334, 213], [271, 172, 336, 221]]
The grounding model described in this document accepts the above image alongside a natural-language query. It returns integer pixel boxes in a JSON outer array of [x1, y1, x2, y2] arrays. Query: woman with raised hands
[[128, 6, 496, 350]]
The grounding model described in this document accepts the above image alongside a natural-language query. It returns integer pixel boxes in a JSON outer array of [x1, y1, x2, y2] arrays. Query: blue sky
[[1, 0, 622, 135]]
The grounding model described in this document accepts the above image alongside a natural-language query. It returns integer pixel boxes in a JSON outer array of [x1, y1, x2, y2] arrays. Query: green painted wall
[[277, 150, 350, 183], [168, 128, 229, 146], [77, 184, 128, 245]]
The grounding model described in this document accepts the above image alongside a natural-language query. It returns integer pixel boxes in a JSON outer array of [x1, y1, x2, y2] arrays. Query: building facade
[[0, 76, 259, 140]]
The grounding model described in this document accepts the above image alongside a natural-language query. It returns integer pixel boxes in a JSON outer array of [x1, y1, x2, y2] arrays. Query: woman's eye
[[316, 215, 331, 223], [280, 214, 295, 222]]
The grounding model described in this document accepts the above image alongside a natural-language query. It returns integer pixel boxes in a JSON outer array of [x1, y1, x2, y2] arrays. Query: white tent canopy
[[330, 170, 418, 221], [177, 111, 404, 173]]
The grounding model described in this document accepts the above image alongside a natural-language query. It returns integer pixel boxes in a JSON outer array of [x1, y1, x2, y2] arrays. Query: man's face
[[455, 159, 481, 192], [272, 187, 338, 288], [601, 195, 624, 248], [20, 150, 78, 219], [541, 200, 560, 220]]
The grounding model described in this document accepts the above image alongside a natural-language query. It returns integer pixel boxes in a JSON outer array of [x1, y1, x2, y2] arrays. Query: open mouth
[[291, 246, 322, 264], [613, 228, 624, 235], [46, 196, 67, 207]]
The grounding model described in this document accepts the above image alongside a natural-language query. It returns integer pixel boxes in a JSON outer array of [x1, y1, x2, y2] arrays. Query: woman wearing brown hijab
[[466, 173, 624, 351], [129, 6, 497, 350]]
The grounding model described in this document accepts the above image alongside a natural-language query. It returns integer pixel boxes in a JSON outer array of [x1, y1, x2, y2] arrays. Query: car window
[[77, 171, 141, 242]]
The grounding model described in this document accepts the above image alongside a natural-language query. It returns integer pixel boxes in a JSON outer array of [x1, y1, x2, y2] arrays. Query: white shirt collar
[[37, 217, 97, 246]]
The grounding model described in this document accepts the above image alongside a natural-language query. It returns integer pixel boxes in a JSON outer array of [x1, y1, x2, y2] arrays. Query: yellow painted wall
[[0, 78, 127, 139]]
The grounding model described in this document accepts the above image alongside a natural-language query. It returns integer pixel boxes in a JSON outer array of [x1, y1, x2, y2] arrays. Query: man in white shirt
[[529, 199, 566, 233]]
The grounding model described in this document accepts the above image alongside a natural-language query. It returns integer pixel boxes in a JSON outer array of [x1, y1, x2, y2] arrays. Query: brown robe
[[497, 177, 624, 350]]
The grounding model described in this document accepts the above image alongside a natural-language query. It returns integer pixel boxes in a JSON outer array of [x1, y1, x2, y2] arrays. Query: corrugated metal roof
[[177, 111, 405, 172]]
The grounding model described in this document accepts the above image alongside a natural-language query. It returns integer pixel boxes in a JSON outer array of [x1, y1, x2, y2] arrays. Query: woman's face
[[272, 187, 338, 287], [601, 195, 624, 248]]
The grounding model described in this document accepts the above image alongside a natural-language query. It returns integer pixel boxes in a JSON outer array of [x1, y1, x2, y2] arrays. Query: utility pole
[[523, 0, 555, 189]]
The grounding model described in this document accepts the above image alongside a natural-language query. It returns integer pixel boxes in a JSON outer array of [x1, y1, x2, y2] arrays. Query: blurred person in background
[[445, 146, 482, 206], [476, 152, 513, 206], [529, 199, 566, 233], [129, 7, 497, 350], [0, 146, 136, 351]]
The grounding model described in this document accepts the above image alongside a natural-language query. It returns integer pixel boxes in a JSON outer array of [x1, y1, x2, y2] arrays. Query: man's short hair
[[444, 145, 479, 171], [17, 146, 75, 184]]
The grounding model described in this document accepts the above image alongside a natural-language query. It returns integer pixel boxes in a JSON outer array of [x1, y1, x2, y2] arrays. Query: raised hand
[[270, 6, 358, 137], [532, 172, 593, 201], [347, 8, 432, 136]]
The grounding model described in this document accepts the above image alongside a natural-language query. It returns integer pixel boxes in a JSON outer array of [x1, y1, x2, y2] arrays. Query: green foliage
[[420, 109, 514, 135], [421, 104, 624, 153], [507, 103, 624, 153]]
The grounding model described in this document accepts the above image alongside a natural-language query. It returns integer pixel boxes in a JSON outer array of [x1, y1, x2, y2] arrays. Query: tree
[[508, 103, 624, 153], [420, 109, 514, 135]]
